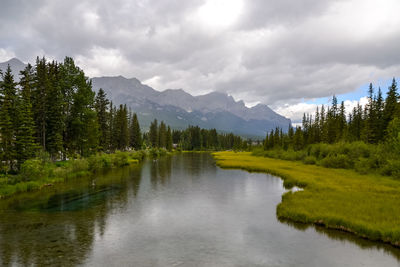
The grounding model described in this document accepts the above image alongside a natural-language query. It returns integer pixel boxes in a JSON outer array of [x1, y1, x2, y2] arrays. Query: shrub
[[354, 158, 371, 174], [113, 151, 129, 167], [319, 154, 353, 169], [19, 159, 48, 181], [303, 156, 317, 165], [380, 160, 400, 178], [70, 158, 89, 173], [88, 154, 105, 172]]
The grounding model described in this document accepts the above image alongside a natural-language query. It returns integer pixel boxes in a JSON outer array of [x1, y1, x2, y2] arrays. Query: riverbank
[[212, 151, 400, 247], [0, 149, 169, 199]]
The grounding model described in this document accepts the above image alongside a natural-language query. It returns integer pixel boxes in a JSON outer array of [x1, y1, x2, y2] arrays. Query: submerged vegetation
[[213, 151, 400, 246]]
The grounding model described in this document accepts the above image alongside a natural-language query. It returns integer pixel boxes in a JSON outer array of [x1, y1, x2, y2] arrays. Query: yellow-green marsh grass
[[212, 151, 400, 246]]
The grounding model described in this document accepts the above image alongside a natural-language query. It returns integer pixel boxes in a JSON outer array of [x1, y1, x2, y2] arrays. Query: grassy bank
[[253, 142, 400, 178], [0, 149, 163, 198], [212, 151, 400, 246]]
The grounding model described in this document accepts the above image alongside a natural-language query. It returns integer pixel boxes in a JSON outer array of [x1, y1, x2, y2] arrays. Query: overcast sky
[[1, 0, 399, 122]]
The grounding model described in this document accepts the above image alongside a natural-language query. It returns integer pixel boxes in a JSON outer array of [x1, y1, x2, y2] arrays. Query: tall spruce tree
[[383, 78, 398, 136], [129, 113, 142, 150], [158, 121, 167, 148], [149, 119, 158, 148], [32, 57, 49, 150], [95, 88, 110, 151], [46, 61, 64, 159], [16, 64, 37, 164], [166, 126, 173, 151], [0, 65, 17, 172]]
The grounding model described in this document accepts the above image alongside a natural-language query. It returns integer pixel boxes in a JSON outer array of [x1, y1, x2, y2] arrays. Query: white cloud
[[0, 48, 15, 62], [1, 0, 399, 122]]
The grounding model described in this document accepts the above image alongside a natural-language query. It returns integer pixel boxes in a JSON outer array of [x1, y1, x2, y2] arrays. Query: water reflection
[[0, 153, 398, 266]]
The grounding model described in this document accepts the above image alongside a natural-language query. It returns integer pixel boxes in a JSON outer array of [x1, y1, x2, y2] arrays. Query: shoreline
[[0, 149, 171, 199], [212, 151, 400, 248]]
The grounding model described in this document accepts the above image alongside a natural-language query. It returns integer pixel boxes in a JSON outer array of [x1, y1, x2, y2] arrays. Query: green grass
[[0, 150, 149, 199], [212, 151, 400, 246]]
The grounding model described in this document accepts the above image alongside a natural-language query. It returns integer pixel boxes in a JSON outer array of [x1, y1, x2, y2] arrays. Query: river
[[0, 153, 399, 266]]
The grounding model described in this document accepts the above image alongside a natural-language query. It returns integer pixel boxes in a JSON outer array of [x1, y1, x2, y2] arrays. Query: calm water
[[0, 153, 399, 266]]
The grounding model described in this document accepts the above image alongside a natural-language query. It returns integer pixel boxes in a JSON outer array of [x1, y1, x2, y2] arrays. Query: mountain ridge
[[0, 58, 291, 137]]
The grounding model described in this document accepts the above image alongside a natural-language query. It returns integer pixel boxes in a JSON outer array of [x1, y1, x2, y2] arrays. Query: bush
[[88, 154, 105, 172], [354, 158, 372, 174], [319, 154, 353, 169], [380, 160, 400, 178], [113, 151, 129, 167], [69, 158, 89, 173], [19, 159, 48, 181], [303, 156, 317, 165]]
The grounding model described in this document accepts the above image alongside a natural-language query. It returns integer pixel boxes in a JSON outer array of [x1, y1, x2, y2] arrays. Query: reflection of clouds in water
[[0, 154, 399, 266]]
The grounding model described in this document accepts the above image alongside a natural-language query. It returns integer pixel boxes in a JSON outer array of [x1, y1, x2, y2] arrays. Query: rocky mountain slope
[[0, 58, 291, 138]]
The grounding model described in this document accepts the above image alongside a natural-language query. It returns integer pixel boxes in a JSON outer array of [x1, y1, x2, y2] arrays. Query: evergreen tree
[[149, 119, 158, 147], [95, 88, 110, 151], [16, 64, 37, 164], [32, 57, 49, 150], [129, 113, 142, 150], [0, 65, 17, 172], [158, 121, 167, 148], [166, 126, 173, 151], [383, 78, 398, 136], [46, 61, 64, 159]]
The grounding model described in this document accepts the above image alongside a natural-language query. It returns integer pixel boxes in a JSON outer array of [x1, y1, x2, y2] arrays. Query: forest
[[259, 80, 400, 177], [0, 56, 245, 175]]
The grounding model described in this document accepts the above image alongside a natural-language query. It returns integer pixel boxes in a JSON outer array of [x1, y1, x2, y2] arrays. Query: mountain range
[[0, 58, 291, 138]]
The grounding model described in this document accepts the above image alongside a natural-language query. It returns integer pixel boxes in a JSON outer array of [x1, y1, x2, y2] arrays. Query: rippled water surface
[[0, 153, 399, 266]]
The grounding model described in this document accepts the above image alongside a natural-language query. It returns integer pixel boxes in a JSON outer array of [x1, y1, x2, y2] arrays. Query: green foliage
[[303, 156, 316, 165], [214, 152, 400, 246], [19, 159, 48, 182], [0, 151, 143, 198], [319, 154, 352, 169]]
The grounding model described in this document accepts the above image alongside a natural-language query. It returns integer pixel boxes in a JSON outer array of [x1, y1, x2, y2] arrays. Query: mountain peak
[[91, 75, 291, 136], [0, 58, 27, 80], [6, 58, 24, 65]]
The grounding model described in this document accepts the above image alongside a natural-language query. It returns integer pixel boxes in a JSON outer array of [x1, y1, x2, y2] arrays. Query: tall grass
[[213, 151, 400, 246], [253, 142, 400, 178]]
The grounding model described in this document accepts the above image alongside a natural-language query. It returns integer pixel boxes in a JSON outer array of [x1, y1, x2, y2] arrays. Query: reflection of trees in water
[[182, 152, 217, 180], [0, 207, 100, 265], [0, 164, 144, 266], [279, 217, 400, 261], [150, 156, 172, 189]]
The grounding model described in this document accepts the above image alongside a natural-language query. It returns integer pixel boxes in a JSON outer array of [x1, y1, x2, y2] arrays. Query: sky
[[1, 0, 399, 123]]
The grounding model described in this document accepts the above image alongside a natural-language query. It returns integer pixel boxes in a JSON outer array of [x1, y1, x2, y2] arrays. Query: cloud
[[1, 0, 399, 120]]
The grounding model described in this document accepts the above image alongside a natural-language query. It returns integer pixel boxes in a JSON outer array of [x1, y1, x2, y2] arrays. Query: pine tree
[[95, 88, 110, 151], [338, 101, 346, 141], [158, 121, 167, 148], [375, 87, 384, 141], [114, 104, 129, 150], [383, 78, 398, 136], [149, 119, 158, 148], [166, 126, 173, 151], [69, 68, 99, 156], [129, 113, 142, 150], [0, 65, 18, 172], [32, 57, 49, 150], [16, 64, 37, 164], [46, 61, 64, 159]]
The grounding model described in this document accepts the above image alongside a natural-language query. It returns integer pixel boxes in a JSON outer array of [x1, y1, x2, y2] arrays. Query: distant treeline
[[0, 56, 246, 173], [264, 80, 399, 150], [260, 80, 400, 176]]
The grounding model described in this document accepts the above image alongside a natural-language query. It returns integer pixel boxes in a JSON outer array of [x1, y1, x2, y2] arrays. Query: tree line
[[0, 56, 247, 173], [264, 79, 400, 151]]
